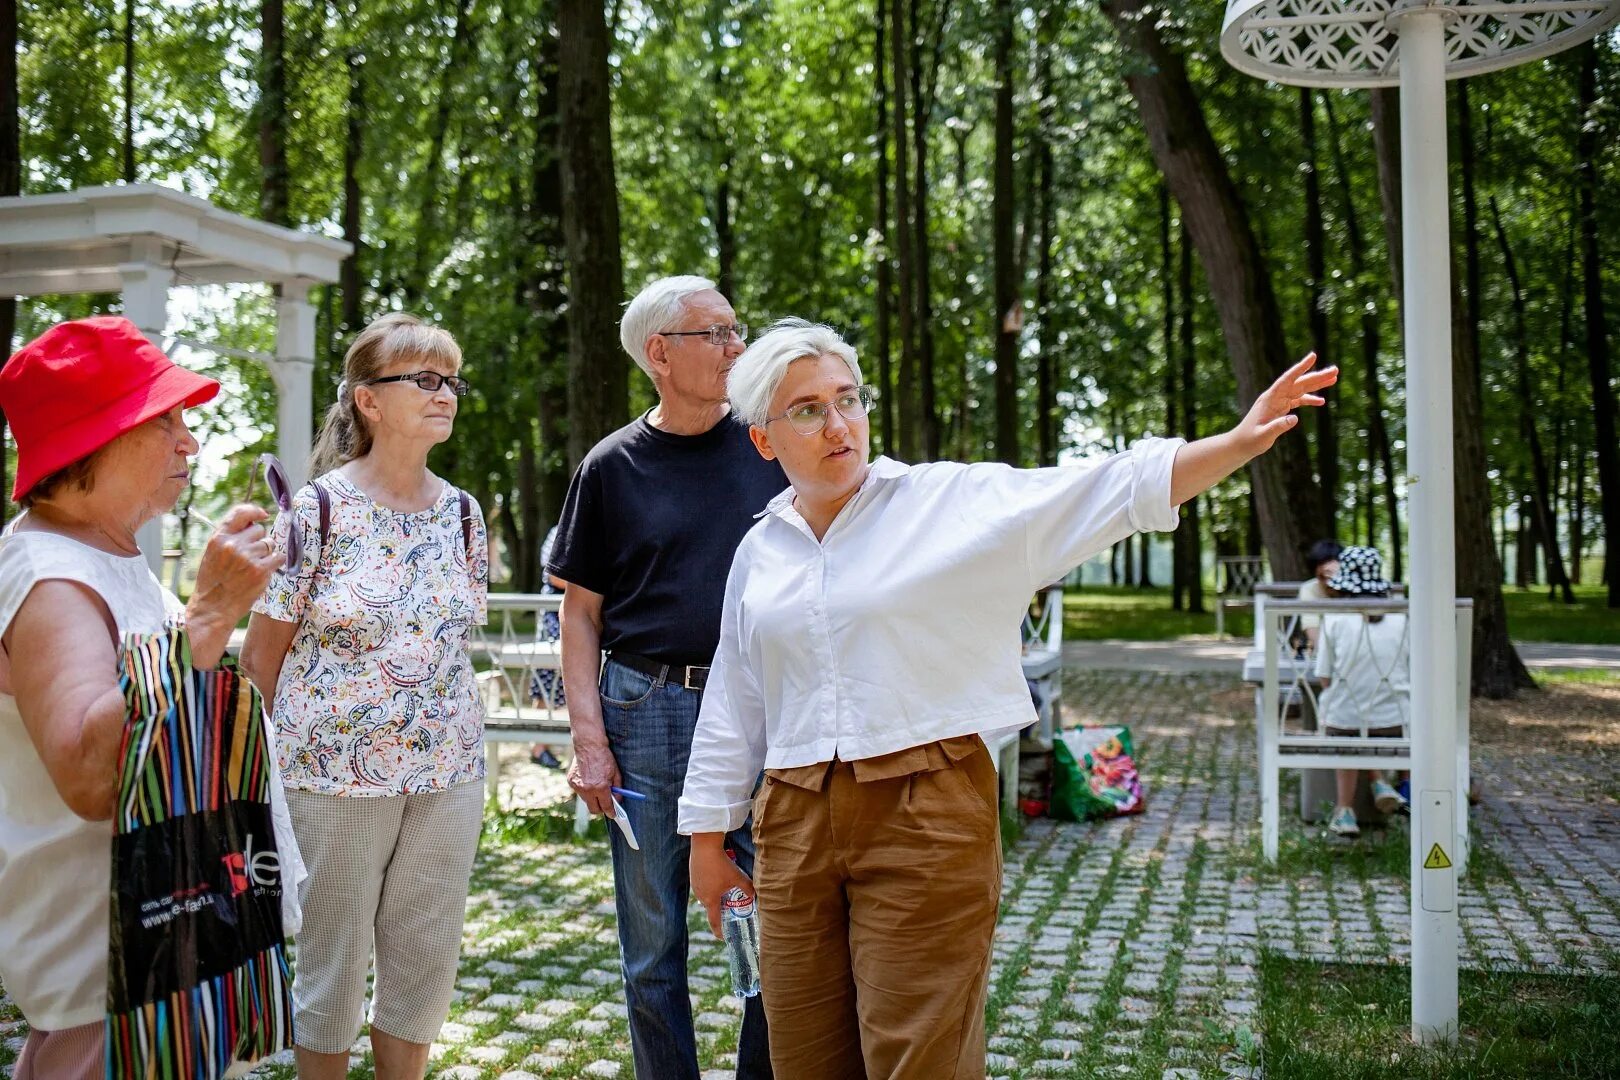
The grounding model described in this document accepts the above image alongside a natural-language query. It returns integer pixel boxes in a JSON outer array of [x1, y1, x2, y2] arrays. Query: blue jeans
[[599, 658, 773, 1080]]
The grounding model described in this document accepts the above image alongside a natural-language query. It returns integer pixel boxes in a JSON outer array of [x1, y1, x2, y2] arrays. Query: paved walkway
[[1065, 639, 1620, 673], [3, 669, 1615, 1078]]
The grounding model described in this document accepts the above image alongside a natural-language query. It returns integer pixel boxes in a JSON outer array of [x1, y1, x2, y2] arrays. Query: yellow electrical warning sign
[[1423, 843, 1453, 871]]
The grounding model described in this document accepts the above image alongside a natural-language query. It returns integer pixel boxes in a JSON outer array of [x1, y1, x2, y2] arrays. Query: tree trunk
[[1372, 83, 1527, 694], [1371, 87, 1403, 321], [874, 0, 895, 453], [1300, 88, 1336, 533], [1034, 7, 1056, 468], [1323, 93, 1401, 579], [1457, 81, 1483, 402], [1577, 43, 1619, 607], [1488, 195, 1573, 602], [715, 164, 734, 303], [1551, 223, 1576, 544], [1452, 90, 1533, 696], [123, 0, 136, 182], [1515, 498, 1533, 589], [1163, 187, 1184, 610], [889, 0, 918, 460], [1180, 222, 1205, 613], [339, 1, 363, 338], [910, 0, 942, 460], [1100, 0, 1325, 579], [991, 0, 1018, 466], [0, 0, 17, 525], [558, 0, 627, 468], [258, 0, 288, 225], [522, 7, 569, 552], [1572, 436, 1586, 584]]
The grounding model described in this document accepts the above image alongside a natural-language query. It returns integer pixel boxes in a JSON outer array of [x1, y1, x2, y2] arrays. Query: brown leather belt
[[609, 651, 710, 691]]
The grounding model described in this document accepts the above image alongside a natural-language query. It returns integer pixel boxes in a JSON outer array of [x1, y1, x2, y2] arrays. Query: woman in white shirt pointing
[[678, 319, 1334, 1079]]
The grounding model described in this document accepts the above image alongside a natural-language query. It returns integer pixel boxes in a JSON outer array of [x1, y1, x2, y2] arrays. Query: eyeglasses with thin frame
[[765, 385, 877, 436], [657, 323, 749, 347], [258, 452, 303, 574], [360, 370, 471, 396]]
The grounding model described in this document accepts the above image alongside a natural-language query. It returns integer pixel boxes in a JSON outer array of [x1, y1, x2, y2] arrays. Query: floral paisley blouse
[[255, 471, 489, 797]]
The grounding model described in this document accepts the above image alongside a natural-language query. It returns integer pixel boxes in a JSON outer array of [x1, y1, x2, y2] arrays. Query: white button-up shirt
[[676, 438, 1185, 835]]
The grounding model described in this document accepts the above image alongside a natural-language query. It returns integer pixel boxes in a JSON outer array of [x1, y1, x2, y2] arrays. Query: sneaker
[[1372, 778, 1408, 814], [530, 747, 562, 769], [1328, 805, 1360, 837]]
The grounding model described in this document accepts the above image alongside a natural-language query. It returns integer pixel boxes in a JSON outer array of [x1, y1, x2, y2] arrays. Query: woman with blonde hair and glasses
[[679, 318, 1334, 1078], [241, 312, 489, 1080]]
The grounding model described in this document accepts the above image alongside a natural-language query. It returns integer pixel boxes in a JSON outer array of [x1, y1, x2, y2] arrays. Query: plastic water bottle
[[721, 886, 761, 999]]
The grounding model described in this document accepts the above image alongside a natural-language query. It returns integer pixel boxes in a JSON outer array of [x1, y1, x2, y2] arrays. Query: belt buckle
[[683, 666, 708, 691]]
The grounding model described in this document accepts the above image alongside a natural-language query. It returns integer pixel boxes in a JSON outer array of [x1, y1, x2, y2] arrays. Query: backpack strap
[[458, 489, 473, 560], [313, 480, 332, 553]]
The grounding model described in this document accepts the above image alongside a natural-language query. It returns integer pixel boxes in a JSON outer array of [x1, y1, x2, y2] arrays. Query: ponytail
[[308, 312, 461, 478]]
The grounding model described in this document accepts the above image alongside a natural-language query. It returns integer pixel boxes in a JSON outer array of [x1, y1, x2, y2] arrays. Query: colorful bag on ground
[[106, 627, 293, 1079], [1050, 725, 1145, 821]]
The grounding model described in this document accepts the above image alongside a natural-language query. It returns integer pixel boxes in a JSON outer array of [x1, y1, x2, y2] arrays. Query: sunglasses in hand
[[259, 453, 303, 575]]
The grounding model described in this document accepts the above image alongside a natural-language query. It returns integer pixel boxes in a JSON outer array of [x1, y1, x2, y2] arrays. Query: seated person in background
[[1296, 538, 1342, 649], [1314, 546, 1409, 836]]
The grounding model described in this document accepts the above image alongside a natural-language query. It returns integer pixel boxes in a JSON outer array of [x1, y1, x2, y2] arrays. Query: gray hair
[[619, 275, 719, 377], [728, 318, 862, 428]]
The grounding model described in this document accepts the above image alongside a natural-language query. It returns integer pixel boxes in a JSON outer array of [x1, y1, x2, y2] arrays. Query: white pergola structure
[[0, 184, 351, 568], [1221, 0, 1620, 1046]]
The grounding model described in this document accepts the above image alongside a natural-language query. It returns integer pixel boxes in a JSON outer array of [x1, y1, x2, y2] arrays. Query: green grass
[[1501, 585, 1620, 645], [1062, 585, 1247, 640], [1062, 584, 1620, 643], [1259, 951, 1620, 1078]]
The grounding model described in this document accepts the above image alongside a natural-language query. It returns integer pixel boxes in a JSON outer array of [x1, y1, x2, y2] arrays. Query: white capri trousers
[[284, 781, 485, 1054]]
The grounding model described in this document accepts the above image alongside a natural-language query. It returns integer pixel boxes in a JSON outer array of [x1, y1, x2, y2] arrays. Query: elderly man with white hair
[[679, 318, 1336, 1078], [547, 275, 781, 1080]]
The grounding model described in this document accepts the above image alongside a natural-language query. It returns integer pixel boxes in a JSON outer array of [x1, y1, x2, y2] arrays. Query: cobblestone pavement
[[3, 670, 1616, 1079]]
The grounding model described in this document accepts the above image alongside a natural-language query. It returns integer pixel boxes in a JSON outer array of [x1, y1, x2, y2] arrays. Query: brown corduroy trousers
[[752, 734, 1003, 1080]]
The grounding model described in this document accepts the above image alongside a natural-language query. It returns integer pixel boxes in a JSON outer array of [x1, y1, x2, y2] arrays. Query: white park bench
[[1243, 596, 1473, 870], [472, 588, 1062, 829], [987, 585, 1067, 815], [1214, 555, 1266, 637], [470, 592, 591, 832]]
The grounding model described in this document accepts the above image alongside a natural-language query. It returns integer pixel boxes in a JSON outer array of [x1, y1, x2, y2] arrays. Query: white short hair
[[728, 319, 862, 428], [619, 275, 718, 376]]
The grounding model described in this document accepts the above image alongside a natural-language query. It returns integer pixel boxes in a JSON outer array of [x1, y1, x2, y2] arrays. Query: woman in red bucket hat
[[0, 316, 284, 1079]]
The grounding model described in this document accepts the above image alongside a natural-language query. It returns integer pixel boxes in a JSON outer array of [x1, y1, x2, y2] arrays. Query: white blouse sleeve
[[1016, 436, 1185, 591], [678, 556, 769, 836]]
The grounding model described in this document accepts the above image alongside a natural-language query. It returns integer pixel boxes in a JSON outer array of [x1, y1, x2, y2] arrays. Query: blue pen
[[611, 786, 647, 801]]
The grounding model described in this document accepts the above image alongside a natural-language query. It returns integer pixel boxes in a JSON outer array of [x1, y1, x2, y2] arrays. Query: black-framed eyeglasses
[[259, 452, 303, 574], [765, 386, 876, 436], [361, 370, 471, 395], [657, 323, 749, 347]]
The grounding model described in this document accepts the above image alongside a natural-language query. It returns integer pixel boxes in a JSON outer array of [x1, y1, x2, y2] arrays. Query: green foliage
[[6, 1, 1616, 597]]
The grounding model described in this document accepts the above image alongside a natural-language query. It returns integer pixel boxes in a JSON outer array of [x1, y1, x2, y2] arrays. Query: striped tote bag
[[106, 626, 294, 1079]]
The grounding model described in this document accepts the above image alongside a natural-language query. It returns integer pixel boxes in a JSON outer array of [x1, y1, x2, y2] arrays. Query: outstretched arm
[[1170, 353, 1337, 506]]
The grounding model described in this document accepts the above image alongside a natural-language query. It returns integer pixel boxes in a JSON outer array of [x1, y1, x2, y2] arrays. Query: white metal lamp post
[[1220, 0, 1620, 1046]]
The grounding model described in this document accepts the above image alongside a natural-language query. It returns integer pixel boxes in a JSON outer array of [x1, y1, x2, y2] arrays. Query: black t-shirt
[[547, 411, 788, 666]]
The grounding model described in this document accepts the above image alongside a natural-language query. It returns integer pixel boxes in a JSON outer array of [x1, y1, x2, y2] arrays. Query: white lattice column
[[272, 280, 317, 488], [120, 243, 174, 574]]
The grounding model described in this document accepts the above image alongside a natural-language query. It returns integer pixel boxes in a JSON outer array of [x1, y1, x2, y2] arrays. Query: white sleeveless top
[[0, 523, 304, 1031]]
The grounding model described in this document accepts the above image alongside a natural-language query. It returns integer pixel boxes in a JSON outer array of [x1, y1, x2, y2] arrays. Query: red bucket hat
[[0, 316, 220, 501]]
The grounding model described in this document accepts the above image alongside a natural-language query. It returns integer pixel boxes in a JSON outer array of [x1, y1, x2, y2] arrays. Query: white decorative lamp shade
[[1222, 0, 1620, 88]]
